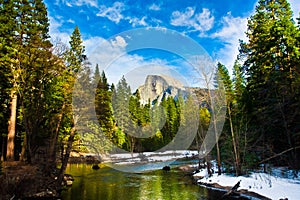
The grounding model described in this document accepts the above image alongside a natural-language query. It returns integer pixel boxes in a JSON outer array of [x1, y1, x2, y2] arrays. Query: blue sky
[[45, 0, 300, 89]]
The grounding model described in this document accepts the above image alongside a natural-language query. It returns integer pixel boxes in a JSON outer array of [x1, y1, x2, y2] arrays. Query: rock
[[162, 166, 171, 171], [31, 189, 56, 197], [64, 174, 74, 181], [138, 75, 187, 105], [92, 164, 100, 170], [178, 165, 194, 172], [66, 180, 73, 186], [63, 174, 74, 186]]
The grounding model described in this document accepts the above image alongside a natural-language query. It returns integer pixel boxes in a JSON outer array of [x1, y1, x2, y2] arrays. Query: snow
[[194, 168, 300, 200], [103, 150, 198, 164]]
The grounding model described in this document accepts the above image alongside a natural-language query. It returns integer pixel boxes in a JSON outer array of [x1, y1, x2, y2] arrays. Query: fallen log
[[221, 180, 241, 199]]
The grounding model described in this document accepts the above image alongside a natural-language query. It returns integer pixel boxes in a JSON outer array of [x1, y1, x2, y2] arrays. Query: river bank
[[0, 161, 59, 199], [174, 164, 271, 200], [192, 165, 300, 200]]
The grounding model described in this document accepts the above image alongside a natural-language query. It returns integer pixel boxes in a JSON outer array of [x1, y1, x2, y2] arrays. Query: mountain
[[137, 75, 188, 104]]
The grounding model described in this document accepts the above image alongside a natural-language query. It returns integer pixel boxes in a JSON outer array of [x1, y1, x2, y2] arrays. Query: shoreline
[[2, 156, 294, 200], [196, 180, 271, 200], [176, 164, 272, 200], [67, 153, 278, 199], [0, 161, 60, 199]]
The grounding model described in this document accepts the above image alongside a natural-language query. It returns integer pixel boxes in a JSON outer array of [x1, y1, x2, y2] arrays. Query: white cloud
[[149, 3, 160, 11], [88, 36, 131, 67], [126, 16, 148, 27], [211, 13, 247, 41], [55, 0, 98, 7], [67, 19, 75, 24], [74, 0, 97, 7], [150, 18, 163, 26], [171, 7, 195, 27], [66, 1, 72, 7], [48, 16, 72, 44], [170, 7, 214, 35], [96, 2, 125, 24], [289, 0, 300, 22], [104, 55, 185, 91], [195, 8, 215, 33], [55, 15, 64, 20], [111, 36, 127, 48], [211, 13, 248, 73], [86, 36, 182, 91], [83, 36, 106, 57]]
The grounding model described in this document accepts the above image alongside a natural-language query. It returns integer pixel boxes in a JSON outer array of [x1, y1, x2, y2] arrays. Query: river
[[61, 162, 245, 200]]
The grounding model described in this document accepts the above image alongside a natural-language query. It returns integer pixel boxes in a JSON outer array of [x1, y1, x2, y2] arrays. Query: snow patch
[[194, 168, 300, 200]]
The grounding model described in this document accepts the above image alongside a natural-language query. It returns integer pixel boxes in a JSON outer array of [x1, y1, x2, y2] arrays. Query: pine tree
[[178, 94, 199, 151], [0, 0, 15, 160], [0, 0, 19, 161], [112, 76, 133, 152], [92, 64, 100, 87], [57, 25, 87, 187], [0, 0, 55, 161], [20, 0, 54, 162], [129, 90, 145, 151], [161, 97, 179, 144], [240, 0, 300, 168], [216, 63, 242, 175], [95, 71, 114, 139]]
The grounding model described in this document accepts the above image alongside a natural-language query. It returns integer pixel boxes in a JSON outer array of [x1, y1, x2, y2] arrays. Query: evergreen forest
[[0, 0, 300, 196]]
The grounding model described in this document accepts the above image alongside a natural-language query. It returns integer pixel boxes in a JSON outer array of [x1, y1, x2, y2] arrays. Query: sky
[[45, 0, 300, 90]]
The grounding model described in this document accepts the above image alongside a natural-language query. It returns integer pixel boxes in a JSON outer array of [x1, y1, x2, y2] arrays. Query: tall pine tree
[[112, 76, 133, 152], [57, 25, 87, 187], [0, 0, 55, 161], [240, 0, 300, 169], [95, 70, 114, 139]]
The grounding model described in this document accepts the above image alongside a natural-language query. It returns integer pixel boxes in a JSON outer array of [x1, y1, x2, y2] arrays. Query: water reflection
[[61, 163, 246, 200]]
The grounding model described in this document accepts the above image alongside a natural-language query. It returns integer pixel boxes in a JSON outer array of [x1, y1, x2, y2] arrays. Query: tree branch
[[259, 146, 300, 164]]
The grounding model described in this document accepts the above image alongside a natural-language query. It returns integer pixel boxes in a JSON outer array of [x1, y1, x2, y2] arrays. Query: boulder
[[162, 166, 171, 171]]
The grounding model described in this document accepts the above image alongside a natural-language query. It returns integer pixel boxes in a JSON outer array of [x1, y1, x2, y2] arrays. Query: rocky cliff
[[138, 75, 187, 104]]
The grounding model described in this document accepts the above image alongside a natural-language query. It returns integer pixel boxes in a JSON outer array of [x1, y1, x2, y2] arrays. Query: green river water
[[61, 163, 246, 200]]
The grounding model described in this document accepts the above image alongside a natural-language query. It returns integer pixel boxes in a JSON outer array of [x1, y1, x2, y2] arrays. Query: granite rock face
[[138, 75, 187, 104]]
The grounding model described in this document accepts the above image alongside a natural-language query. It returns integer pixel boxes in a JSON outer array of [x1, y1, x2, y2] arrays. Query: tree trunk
[[196, 130, 201, 169], [7, 90, 17, 161], [49, 103, 65, 164], [25, 131, 32, 163], [19, 132, 27, 161], [228, 105, 241, 176], [1, 136, 5, 161], [57, 124, 76, 189], [206, 154, 212, 176], [215, 141, 222, 175], [22, 102, 32, 163], [130, 136, 135, 156], [208, 87, 222, 175], [278, 99, 297, 169]]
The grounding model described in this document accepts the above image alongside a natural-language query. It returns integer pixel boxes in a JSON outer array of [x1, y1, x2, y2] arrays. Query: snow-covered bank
[[194, 168, 300, 200]]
